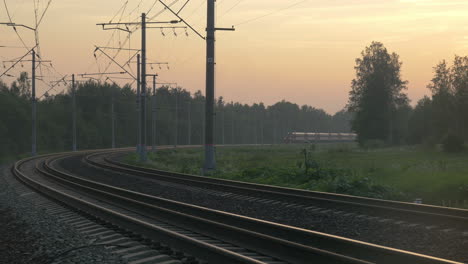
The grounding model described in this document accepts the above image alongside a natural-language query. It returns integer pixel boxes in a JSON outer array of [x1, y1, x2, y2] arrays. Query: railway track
[[90, 148, 468, 230], [11, 149, 464, 264]]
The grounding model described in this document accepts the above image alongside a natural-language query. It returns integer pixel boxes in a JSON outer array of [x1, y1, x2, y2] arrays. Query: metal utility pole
[[136, 54, 141, 155], [204, 1, 234, 172], [187, 100, 191, 145], [96, 16, 181, 161], [140, 13, 148, 162], [151, 75, 157, 152], [111, 86, 115, 149], [231, 110, 235, 144], [174, 88, 178, 148], [260, 112, 264, 145], [72, 74, 77, 151], [222, 109, 225, 145], [254, 113, 258, 145], [31, 49, 36, 156], [204, 0, 216, 171]]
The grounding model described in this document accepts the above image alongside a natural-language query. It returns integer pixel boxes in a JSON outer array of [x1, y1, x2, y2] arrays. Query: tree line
[[348, 41, 468, 150], [0, 74, 352, 160]]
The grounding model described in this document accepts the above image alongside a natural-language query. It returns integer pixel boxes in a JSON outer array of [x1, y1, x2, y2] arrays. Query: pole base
[[203, 144, 216, 174]]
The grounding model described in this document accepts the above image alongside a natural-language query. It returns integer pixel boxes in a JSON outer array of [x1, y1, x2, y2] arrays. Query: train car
[[283, 132, 357, 143]]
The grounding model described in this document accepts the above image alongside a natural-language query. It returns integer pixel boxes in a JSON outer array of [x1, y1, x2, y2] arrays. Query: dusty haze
[[1, 0, 467, 113]]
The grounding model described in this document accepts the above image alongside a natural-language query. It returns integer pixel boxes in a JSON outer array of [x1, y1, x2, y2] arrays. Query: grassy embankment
[[125, 144, 468, 207]]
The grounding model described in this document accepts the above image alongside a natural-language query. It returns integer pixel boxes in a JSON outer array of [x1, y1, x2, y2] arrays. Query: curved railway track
[[92, 149, 468, 228], [12, 149, 466, 264]]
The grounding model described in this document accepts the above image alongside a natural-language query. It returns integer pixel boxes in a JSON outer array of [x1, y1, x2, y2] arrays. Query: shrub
[[442, 133, 465, 153]]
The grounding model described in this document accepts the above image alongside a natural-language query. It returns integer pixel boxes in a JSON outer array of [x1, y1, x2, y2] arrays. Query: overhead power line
[[234, 0, 309, 26]]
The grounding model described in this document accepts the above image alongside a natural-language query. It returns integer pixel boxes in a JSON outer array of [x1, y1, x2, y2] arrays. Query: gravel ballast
[[0, 165, 124, 264], [58, 154, 468, 263]]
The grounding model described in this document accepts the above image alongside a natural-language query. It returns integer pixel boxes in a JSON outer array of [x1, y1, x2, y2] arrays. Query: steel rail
[[42, 154, 368, 264], [11, 154, 285, 264], [49, 152, 460, 264], [92, 149, 468, 227]]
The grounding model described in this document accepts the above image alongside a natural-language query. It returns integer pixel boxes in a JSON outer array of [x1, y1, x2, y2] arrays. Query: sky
[[0, 0, 467, 114]]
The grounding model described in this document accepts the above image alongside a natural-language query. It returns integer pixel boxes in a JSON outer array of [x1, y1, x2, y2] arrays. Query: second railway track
[[90, 149, 468, 229], [12, 148, 466, 263]]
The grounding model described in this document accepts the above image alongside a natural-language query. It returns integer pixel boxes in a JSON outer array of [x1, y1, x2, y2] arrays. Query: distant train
[[283, 132, 357, 143]]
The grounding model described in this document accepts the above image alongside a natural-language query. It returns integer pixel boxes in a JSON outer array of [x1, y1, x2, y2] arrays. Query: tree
[[347, 41, 409, 145], [427, 56, 468, 141], [428, 60, 455, 139], [452, 56, 468, 139], [0, 72, 353, 161], [407, 97, 432, 144]]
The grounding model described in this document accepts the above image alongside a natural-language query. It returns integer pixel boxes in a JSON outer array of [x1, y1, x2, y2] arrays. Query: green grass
[[125, 144, 468, 207]]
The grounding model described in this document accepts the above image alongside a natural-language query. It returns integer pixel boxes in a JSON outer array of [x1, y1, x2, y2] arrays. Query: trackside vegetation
[[125, 144, 468, 208]]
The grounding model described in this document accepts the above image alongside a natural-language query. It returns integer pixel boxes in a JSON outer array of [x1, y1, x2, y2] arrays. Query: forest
[[348, 42, 467, 150], [0, 74, 352, 161], [2, 42, 465, 161]]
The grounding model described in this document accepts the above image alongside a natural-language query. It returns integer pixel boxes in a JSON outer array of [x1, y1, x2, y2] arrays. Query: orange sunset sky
[[1, 0, 467, 114]]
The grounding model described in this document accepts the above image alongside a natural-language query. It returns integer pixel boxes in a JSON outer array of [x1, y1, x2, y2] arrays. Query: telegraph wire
[[184, 0, 204, 20], [234, 0, 309, 26], [3, 0, 30, 50], [219, 0, 245, 18], [36, 0, 53, 28], [148, 0, 181, 21]]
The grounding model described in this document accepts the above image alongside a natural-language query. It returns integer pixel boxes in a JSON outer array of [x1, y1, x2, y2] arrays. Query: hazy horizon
[[1, 0, 467, 114]]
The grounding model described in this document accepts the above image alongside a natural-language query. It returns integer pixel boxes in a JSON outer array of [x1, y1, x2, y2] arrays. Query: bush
[[442, 133, 465, 153]]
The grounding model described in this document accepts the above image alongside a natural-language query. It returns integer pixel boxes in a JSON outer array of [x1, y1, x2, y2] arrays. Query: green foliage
[[348, 41, 409, 145], [0, 73, 352, 161], [320, 176, 403, 200], [127, 144, 468, 205], [442, 133, 465, 153], [409, 55, 468, 146], [127, 144, 406, 201], [408, 96, 432, 144]]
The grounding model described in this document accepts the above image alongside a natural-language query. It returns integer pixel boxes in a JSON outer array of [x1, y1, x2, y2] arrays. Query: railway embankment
[[0, 165, 123, 264]]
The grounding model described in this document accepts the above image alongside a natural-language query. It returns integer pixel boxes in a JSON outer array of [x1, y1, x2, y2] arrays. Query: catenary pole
[[31, 49, 36, 156], [222, 109, 225, 145], [187, 99, 191, 145], [203, 1, 234, 170], [136, 54, 141, 155], [175, 89, 178, 148], [140, 13, 147, 162], [231, 109, 234, 144], [72, 74, 77, 151], [111, 85, 115, 149], [151, 75, 157, 152], [204, 0, 216, 172]]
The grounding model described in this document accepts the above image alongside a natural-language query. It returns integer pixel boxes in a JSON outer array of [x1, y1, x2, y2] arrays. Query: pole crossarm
[[147, 26, 187, 29], [78, 72, 127, 77], [94, 46, 137, 80], [102, 27, 131, 33], [158, 0, 205, 40], [215, 27, 236, 31], [96, 46, 141, 51], [96, 20, 179, 32], [2, 59, 51, 63], [0, 22, 36, 31], [0, 45, 37, 78], [38, 75, 68, 99], [97, 20, 179, 26]]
